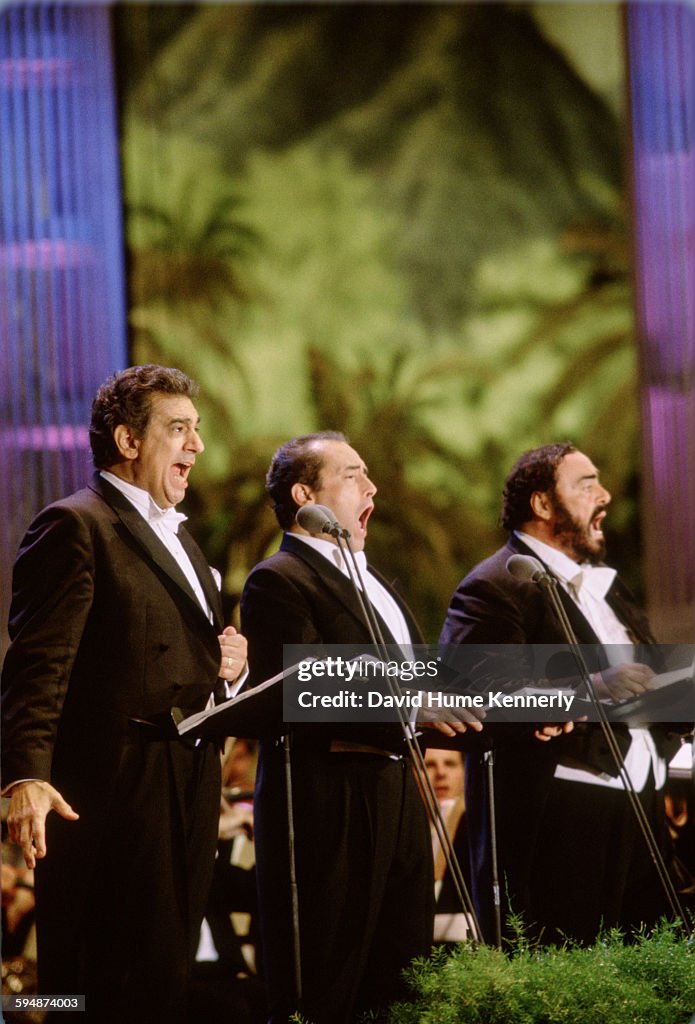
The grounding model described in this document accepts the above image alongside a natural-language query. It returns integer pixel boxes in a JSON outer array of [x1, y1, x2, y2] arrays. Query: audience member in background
[[424, 748, 475, 943], [191, 737, 263, 1024]]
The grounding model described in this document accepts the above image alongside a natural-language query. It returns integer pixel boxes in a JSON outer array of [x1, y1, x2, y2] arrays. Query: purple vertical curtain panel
[[0, 3, 127, 650], [628, 1, 695, 622]]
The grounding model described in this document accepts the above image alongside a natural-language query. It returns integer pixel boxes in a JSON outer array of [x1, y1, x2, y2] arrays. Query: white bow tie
[[568, 565, 616, 602], [148, 505, 188, 536]]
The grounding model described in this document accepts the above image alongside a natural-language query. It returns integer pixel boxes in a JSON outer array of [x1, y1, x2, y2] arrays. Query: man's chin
[[164, 490, 185, 509], [576, 538, 607, 565], [553, 519, 606, 564]]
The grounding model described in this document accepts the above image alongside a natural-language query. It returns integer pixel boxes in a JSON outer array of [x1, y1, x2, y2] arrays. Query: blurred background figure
[[664, 741, 695, 915], [1, 836, 36, 961], [191, 738, 262, 1024], [1, 815, 39, 1018], [220, 736, 259, 970], [424, 749, 475, 944]]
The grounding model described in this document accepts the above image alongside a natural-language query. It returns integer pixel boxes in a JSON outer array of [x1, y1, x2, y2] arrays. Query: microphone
[[506, 553, 550, 584], [295, 504, 343, 538]]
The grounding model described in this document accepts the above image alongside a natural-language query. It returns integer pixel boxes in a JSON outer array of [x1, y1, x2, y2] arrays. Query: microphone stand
[[283, 731, 303, 1003], [533, 569, 692, 935], [331, 526, 483, 944], [482, 747, 503, 948]]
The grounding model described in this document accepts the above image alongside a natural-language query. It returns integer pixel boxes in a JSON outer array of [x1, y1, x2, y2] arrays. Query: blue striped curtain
[[628, 1, 695, 641], [0, 3, 127, 651]]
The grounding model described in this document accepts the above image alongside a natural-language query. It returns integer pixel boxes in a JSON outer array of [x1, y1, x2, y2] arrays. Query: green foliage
[[383, 924, 695, 1024], [115, 4, 645, 627], [122, 121, 260, 380]]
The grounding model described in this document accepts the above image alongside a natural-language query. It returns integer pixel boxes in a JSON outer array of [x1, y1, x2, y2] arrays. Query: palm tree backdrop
[[116, 3, 639, 637]]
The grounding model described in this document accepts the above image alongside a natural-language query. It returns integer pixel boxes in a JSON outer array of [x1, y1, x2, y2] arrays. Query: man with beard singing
[[441, 443, 678, 945]]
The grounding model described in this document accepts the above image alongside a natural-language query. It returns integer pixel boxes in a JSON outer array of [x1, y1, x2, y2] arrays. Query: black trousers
[[254, 743, 434, 1024], [530, 770, 672, 945], [36, 732, 220, 1023]]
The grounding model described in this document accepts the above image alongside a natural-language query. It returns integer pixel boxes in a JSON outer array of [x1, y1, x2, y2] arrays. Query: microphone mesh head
[[506, 554, 547, 583], [295, 504, 336, 534]]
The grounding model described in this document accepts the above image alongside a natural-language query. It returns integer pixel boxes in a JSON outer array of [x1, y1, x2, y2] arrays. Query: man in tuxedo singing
[[441, 442, 679, 945], [240, 431, 481, 1024], [1, 365, 246, 1021]]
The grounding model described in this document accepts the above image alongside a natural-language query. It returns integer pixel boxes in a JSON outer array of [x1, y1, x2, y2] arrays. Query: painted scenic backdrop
[[115, 3, 636, 638]]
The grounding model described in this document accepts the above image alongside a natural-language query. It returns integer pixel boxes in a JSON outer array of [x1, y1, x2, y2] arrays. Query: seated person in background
[[664, 741, 695, 911], [191, 738, 262, 1024], [424, 749, 475, 943], [222, 736, 259, 801], [219, 737, 258, 965]]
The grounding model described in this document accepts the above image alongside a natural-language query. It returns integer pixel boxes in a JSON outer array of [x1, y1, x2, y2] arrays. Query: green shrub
[[383, 923, 695, 1024]]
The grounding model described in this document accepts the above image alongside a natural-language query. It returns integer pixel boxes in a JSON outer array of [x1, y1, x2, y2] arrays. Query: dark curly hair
[[501, 443, 577, 532], [89, 365, 199, 469], [266, 431, 347, 530]]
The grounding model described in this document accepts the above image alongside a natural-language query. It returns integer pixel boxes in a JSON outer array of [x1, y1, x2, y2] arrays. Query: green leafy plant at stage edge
[[270, 925, 695, 1024], [382, 923, 695, 1024]]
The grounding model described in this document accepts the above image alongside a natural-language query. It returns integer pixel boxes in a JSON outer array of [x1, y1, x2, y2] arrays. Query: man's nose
[[188, 431, 205, 453]]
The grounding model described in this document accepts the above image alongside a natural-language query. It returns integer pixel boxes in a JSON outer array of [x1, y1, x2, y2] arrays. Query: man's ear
[[113, 424, 140, 461], [290, 482, 315, 509], [530, 490, 553, 522]]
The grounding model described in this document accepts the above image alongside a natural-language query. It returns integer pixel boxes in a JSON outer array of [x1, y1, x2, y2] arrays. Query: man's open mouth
[[358, 505, 373, 531], [590, 509, 606, 534]]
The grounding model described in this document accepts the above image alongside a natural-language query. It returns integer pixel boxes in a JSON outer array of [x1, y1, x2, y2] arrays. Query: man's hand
[[591, 662, 655, 702], [534, 721, 577, 742], [7, 781, 79, 869], [218, 797, 254, 841], [416, 697, 485, 738], [218, 625, 248, 683]]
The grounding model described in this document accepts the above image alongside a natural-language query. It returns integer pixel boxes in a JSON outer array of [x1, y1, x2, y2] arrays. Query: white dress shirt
[[516, 532, 662, 791], [101, 471, 214, 619]]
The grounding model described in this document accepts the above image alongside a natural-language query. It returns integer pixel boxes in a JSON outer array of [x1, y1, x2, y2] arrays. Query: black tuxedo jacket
[[3, 473, 224, 783], [241, 532, 423, 682], [440, 533, 662, 771], [440, 534, 668, 943], [441, 533, 655, 651], [240, 532, 425, 750], [1, 474, 224, 1018], [239, 532, 433, 1022]]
